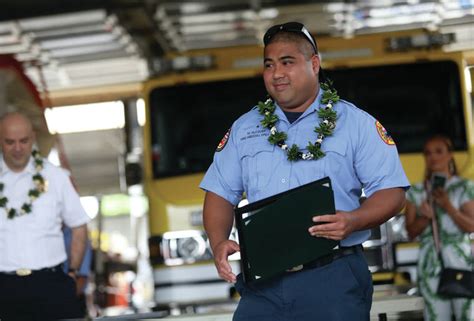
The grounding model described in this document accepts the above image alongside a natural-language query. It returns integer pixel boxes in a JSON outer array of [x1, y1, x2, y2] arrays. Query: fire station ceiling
[[1, 0, 473, 92]]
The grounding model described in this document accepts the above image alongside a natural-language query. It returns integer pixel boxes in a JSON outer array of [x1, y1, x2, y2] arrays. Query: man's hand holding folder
[[309, 211, 357, 240]]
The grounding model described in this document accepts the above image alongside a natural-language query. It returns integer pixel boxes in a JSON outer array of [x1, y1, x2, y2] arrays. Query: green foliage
[[256, 81, 339, 161], [261, 113, 278, 128], [317, 108, 337, 122], [1, 150, 45, 219], [8, 208, 16, 219], [29, 189, 40, 198], [307, 142, 325, 159], [287, 145, 300, 161], [21, 203, 32, 213], [321, 91, 340, 105], [315, 123, 333, 136], [257, 99, 276, 114], [33, 174, 44, 183], [268, 131, 287, 145], [320, 79, 334, 91], [321, 80, 340, 105]]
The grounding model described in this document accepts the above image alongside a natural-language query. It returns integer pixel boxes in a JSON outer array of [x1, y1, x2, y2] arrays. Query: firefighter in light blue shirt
[[200, 22, 410, 321]]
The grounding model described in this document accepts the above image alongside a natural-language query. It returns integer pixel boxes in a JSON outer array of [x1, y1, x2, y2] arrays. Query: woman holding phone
[[405, 134, 474, 321]]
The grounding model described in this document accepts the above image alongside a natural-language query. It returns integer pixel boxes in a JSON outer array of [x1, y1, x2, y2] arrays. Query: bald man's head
[[0, 112, 36, 172]]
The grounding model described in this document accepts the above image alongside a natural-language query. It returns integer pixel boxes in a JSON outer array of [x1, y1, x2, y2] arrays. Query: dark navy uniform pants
[[233, 246, 373, 321], [0, 267, 81, 321]]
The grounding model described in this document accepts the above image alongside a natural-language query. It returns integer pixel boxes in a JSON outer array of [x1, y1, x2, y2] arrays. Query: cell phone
[[431, 173, 447, 190]]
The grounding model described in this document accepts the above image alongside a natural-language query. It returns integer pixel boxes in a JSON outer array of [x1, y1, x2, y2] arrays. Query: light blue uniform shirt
[[200, 89, 410, 246]]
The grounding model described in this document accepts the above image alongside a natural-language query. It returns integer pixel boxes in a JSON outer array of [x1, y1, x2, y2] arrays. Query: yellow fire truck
[[143, 29, 474, 309]]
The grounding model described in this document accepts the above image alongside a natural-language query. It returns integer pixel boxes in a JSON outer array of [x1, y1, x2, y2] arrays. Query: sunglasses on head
[[263, 22, 318, 53]]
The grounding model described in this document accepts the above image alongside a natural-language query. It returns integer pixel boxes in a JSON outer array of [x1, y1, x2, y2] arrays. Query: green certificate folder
[[235, 176, 338, 283]]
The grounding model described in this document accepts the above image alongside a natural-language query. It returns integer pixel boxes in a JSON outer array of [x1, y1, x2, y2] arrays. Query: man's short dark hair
[[265, 32, 316, 59]]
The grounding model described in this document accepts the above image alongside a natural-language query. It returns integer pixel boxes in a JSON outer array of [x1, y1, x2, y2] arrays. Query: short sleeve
[[59, 171, 90, 228], [460, 179, 474, 205], [200, 124, 244, 205], [354, 114, 410, 197]]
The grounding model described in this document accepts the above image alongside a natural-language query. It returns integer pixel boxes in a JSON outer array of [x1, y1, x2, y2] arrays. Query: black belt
[[0, 263, 63, 277], [286, 245, 362, 273]]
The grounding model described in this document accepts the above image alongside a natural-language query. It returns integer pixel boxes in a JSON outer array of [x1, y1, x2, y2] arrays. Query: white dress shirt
[[0, 156, 90, 272]]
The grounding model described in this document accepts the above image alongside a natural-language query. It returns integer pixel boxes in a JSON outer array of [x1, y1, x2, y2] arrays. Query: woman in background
[[405, 134, 474, 321]]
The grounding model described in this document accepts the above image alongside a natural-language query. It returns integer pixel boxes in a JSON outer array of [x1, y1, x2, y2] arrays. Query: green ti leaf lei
[[257, 81, 339, 161], [0, 150, 46, 219]]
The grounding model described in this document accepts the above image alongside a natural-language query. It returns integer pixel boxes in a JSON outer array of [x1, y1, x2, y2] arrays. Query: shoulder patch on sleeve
[[375, 120, 395, 145], [216, 128, 231, 152]]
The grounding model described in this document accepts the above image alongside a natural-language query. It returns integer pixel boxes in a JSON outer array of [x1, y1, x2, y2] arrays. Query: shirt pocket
[[32, 195, 59, 232], [240, 143, 275, 196], [322, 138, 348, 177]]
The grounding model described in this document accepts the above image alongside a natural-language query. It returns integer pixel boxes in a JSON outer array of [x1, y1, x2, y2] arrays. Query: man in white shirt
[[0, 112, 90, 320]]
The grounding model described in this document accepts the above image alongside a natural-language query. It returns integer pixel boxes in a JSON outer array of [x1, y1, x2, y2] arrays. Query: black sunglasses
[[263, 22, 318, 53]]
